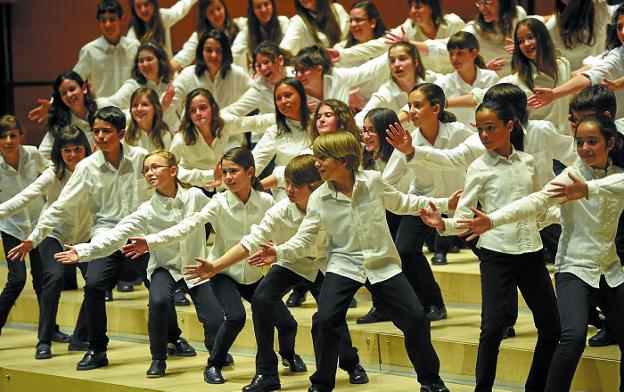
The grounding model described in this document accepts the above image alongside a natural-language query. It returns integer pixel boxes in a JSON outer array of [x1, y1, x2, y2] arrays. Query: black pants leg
[[395, 215, 444, 308], [187, 280, 224, 351], [147, 268, 177, 360], [597, 278, 624, 392]]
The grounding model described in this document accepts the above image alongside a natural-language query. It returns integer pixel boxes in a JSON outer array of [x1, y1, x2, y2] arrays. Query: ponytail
[[412, 83, 457, 123], [476, 100, 524, 152], [221, 147, 263, 191]]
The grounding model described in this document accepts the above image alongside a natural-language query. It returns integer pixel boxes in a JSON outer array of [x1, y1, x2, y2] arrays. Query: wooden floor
[[0, 248, 620, 391]]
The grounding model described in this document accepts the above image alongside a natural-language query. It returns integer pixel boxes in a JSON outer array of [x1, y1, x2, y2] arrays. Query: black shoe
[[431, 253, 448, 266], [104, 288, 113, 302], [349, 297, 358, 308], [425, 305, 447, 321], [242, 374, 281, 392], [421, 380, 449, 392], [286, 291, 306, 307], [174, 289, 191, 306], [146, 359, 166, 378], [588, 328, 616, 347], [68, 336, 90, 351], [348, 364, 369, 384], [35, 343, 52, 359], [203, 365, 225, 384], [117, 283, 134, 293], [308, 387, 322, 392], [448, 245, 460, 254], [52, 329, 71, 343], [167, 337, 197, 357], [357, 307, 390, 324], [282, 353, 307, 372], [76, 350, 108, 371], [225, 353, 235, 366], [502, 326, 516, 340]]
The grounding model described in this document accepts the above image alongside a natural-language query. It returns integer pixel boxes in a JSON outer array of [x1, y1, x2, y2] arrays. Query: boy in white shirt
[[251, 132, 455, 392]]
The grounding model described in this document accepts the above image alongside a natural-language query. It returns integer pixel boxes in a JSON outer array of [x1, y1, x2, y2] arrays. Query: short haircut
[[0, 114, 25, 137], [285, 154, 323, 191], [93, 106, 126, 132], [97, 0, 122, 19], [312, 131, 362, 172], [51, 126, 92, 180], [570, 85, 617, 118]]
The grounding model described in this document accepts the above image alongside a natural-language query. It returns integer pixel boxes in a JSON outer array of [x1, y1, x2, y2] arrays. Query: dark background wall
[[2, 0, 545, 145]]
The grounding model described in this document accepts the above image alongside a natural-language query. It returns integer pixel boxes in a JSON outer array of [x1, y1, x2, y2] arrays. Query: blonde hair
[[284, 154, 323, 191], [312, 131, 362, 172], [0, 114, 25, 136], [143, 150, 192, 189]]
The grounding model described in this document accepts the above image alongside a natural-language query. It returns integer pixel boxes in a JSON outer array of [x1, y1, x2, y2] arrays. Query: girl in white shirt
[[458, 114, 624, 392], [171, 0, 242, 71], [420, 99, 560, 392], [280, 0, 349, 55], [0, 127, 91, 358], [54, 149, 224, 378], [355, 41, 441, 126], [126, 87, 173, 151], [127, 0, 197, 60]]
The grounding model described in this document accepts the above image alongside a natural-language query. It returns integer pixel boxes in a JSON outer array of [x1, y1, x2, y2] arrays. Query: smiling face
[[389, 46, 416, 82], [98, 11, 121, 44], [206, 0, 226, 30], [222, 158, 253, 194], [362, 117, 380, 153], [575, 121, 612, 169], [58, 78, 87, 113], [252, 0, 274, 25], [315, 105, 338, 135], [189, 94, 214, 131], [203, 38, 224, 74], [516, 24, 537, 61], [61, 144, 87, 172], [294, 64, 323, 90], [349, 7, 376, 43], [476, 108, 512, 155], [254, 53, 285, 85], [477, 0, 499, 23], [137, 49, 160, 81], [0, 129, 23, 158], [131, 94, 155, 128], [133, 0, 155, 22], [408, 1, 432, 25], [274, 84, 302, 120]]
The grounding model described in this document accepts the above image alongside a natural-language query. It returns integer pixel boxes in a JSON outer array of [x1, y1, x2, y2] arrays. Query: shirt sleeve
[[586, 172, 624, 200], [336, 54, 389, 91], [251, 126, 277, 175], [239, 209, 278, 254], [541, 121, 576, 166], [382, 180, 448, 215], [275, 199, 321, 262], [279, 16, 306, 54], [0, 169, 54, 220], [408, 135, 484, 170], [222, 84, 264, 117], [382, 147, 410, 185], [73, 45, 92, 84], [440, 166, 484, 235], [172, 32, 198, 68], [335, 37, 389, 68], [96, 79, 137, 109], [161, 0, 198, 27]]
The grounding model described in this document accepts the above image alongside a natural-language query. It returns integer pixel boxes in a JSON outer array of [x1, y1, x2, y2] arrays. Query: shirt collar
[[93, 143, 129, 171], [0, 145, 25, 171], [226, 188, 260, 209], [319, 171, 368, 200], [413, 122, 452, 147], [482, 146, 522, 166], [576, 157, 617, 179], [153, 186, 187, 209]]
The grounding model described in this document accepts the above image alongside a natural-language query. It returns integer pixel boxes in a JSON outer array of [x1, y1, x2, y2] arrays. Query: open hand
[[547, 171, 587, 205], [456, 207, 491, 241], [248, 242, 277, 267], [54, 245, 80, 264], [385, 122, 414, 155], [121, 237, 149, 260], [7, 240, 33, 261], [183, 257, 218, 284]]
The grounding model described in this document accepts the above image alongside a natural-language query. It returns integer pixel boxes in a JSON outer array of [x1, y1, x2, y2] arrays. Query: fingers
[[428, 200, 438, 211], [567, 172, 581, 183]]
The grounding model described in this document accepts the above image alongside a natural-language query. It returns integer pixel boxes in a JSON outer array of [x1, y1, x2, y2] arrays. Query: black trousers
[[148, 267, 224, 360], [476, 248, 560, 392], [310, 272, 441, 391], [83, 250, 181, 352], [252, 266, 359, 377], [395, 215, 445, 308], [545, 273, 624, 392], [0, 232, 43, 331], [37, 236, 88, 344]]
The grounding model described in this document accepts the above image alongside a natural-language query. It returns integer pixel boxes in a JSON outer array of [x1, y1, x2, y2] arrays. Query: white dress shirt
[[275, 170, 449, 284], [0, 146, 47, 239], [441, 148, 543, 254], [124, 129, 173, 152], [73, 36, 140, 98], [279, 3, 349, 55], [28, 144, 151, 246], [583, 52, 624, 121], [240, 198, 324, 283], [489, 158, 624, 289], [407, 120, 576, 187], [145, 189, 274, 284], [127, 0, 198, 59], [39, 114, 95, 160], [74, 186, 209, 288], [0, 167, 91, 246], [96, 78, 167, 111], [252, 119, 310, 175], [230, 16, 290, 72]]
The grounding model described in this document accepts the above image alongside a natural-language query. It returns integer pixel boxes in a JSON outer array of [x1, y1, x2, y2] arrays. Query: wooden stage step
[[0, 250, 620, 391]]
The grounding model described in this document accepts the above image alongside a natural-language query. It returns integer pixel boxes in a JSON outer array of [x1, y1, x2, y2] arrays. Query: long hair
[[179, 88, 224, 145], [411, 83, 456, 123], [48, 71, 98, 138], [511, 18, 558, 91], [310, 99, 360, 142], [476, 99, 524, 152], [128, 0, 166, 47], [195, 29, 233, 79], [447, 31, 486, 69], [50, 126, 92, 180], [126, 87, 171, 150], [273, 77, 309, 136], [344, 1, 386, 47], [554, 0, 595, 50], [198, 0, 240, 44], [408, 0, 444, 30], [247, 0, 283, 56], [606, 4, 624, 51], [388, 42, 426, 82], [294, 0, 342, 47], [475, 0, 518, 40], [143, 150, 192, 189], [221, 147, 263, 191], [131, 42, 172, 84], [362, 108, 398, 168], [483, 83, 528, 125], [576, 114, 624, 168]]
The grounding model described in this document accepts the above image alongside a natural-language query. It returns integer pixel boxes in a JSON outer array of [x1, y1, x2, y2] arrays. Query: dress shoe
[[167, 337, 196, 356], [242, 374, 281, 392], [448, 245, 461, 254], [68, 336, 90, 351], [357, 307, 390, 324], [117, 283, 134, 293], [286, 291, 306, 307], [425, 305, 447, 321], [348, 364, 369, 384], [308, 386, 322, 392], [431, 253, 448, 266], [502, 326, 516, 340], [588, 328, 616, 347], [349, 297, 358, 308], [104, 288, 113, 302], [146, 359, 166, 378], [76, 350, 108, 371], [35, 343, 52, 359], [282, 353, 307, 372], [174, 289, 191, 306], [203, 365, 225, 384], [421, 380, 449, 392], [52, 329, 71, 343]]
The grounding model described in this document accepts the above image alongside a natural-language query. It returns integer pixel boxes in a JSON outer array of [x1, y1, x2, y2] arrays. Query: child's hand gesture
[[447, 188, 463, 211], [419, 201, 444, 230], [248, 242, 277, 267], [122, 237, 149, 260], [386, 122, 415, 155], [547, 171, 587, 205], [184, 257, 218, 284], [54, 245, 80, 264], [456, 208, 491, 241], [7, 239, 33, 261]]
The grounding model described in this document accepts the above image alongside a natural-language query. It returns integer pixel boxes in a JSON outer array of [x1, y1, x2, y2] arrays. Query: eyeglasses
[[293, 67, 311, 75], [141, 165, 170, 175], [350, 17, 370, 24], [475, 0, 494, 7], [360, 127, 377, 135]]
